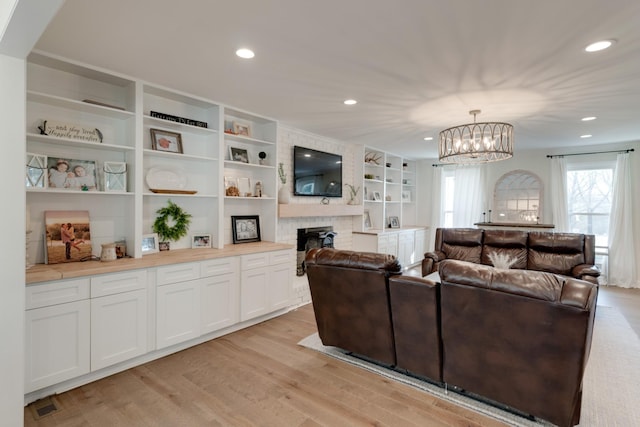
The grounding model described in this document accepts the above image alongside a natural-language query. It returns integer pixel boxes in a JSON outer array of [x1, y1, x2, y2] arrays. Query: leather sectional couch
[[306, 245, 598, 427], [422, 228, 600, 284]]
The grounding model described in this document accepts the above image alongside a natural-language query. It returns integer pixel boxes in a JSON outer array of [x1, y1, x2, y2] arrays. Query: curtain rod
[[547, 148, 634, 158]]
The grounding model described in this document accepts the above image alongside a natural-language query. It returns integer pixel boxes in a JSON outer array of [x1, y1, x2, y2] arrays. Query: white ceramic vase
[[278, 186, 290, 204]]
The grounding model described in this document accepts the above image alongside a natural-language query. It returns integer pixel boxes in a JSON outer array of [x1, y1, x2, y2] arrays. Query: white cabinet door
[[379, 232, 399, 257], [269, 263, 292, 311], [398, 230, 416, 267], [91, 289, 148, 371], [240, 267, 269, 321], [201, 272, 239, 334], [25, 300, 90, 393], [156, 279, 201, 349]]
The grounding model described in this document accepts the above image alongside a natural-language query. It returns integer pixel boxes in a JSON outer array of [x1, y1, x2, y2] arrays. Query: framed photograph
[[47, 157, 98, 191], [233, 121, 251, 137], [372, 191, 382, 201], [150, 128, 183, 154], [231, 215, 261, 244], [192, 234, 212, 248], [44, 210, 91, 264], [364, 210, 372, 229], [237, 176, 251, 197], [229, 146, 249, 163], [401, 190, 411, 202], [389, 216, 400, 228], [141, 233, 159, 255], [104, 161, 127, 192]]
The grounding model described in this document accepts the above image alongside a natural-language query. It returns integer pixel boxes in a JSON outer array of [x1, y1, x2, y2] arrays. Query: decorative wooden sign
[[39, 120, 103, 143]]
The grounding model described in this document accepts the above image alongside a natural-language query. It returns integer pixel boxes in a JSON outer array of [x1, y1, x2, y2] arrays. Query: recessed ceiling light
[[344, 99, 357, 105], [236, 48, 255, 59], [581, 116, 597, 121], [423, 137, 433, 141], [580, 134, 593, 139], [585, 40, 614, 52]]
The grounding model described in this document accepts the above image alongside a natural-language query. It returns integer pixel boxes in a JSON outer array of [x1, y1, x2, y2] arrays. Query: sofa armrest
[[422, 251, 445, 276], [571, 264, 600, 280]]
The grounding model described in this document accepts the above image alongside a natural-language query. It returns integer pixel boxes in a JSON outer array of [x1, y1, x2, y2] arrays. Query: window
[[567, 162, 614, 276], [493, 170, 542, 223], [443, 170, 455, 227]]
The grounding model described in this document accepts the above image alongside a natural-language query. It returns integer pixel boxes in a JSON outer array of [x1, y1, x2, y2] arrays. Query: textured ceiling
[[34, 0, 640, 159]]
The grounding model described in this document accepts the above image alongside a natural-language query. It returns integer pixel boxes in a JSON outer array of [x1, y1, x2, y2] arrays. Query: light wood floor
[[25, 286, 640, 426]]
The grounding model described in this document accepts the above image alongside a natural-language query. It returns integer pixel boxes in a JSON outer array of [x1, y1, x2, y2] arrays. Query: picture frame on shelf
[[389, 216, 400, 228], [372, 191, 382, 201], [401, 190, 411, 202], [237, 177, 251, 197], [26, 153, 47, 188], [150, 128, 183, 154], [224, 176, 240, 196], [364, 210, 372, 229], [191, 234, 212, 249], [229, 146, 249, 163], [47, 157, 98, 191], [231, 215, 261, 244], [44, 210, 92, 264], [141, 233, 159, 255], [233, 121, 251, 137], [104, 161, 127, 192]]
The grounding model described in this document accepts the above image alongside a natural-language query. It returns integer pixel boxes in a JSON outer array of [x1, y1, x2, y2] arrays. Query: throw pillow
[[488, 252, 518, 269]]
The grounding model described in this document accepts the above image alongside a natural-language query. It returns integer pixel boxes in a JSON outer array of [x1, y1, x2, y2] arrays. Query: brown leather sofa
[[422, 228, 600, 284], [437, 259, 598, 427], [306, 247, 598, 427]]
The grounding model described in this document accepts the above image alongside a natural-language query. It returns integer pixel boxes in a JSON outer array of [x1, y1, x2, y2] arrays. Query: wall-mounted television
[[293, 146, 343, 197]]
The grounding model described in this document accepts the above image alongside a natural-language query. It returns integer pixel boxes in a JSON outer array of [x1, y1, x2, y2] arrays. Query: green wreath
[[152, 200, 192, 242]]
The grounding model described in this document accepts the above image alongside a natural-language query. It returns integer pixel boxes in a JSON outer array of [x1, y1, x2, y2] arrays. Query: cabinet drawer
[[91, 270, 147, 298], [157, 262, 200, 286], [269, 250, 292, 265], [26, 278, 90, 310], [241, 253, 269, 270], [201, 257, 239, 278]]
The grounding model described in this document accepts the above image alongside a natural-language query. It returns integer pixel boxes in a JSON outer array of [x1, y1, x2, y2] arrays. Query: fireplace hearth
[[296, 226, 337, 276]]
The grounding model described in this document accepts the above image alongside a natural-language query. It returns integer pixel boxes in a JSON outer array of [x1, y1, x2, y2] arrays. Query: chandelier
[[438, 110, 514, 164]]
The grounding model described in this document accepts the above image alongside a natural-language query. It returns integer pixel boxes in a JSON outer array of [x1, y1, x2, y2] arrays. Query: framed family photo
[[229, 146, 249, 163], [192, 234, 212, 248], [150, 128, 183, 154], [389, 216, 400, 228], [44, 210, 91, 264], [141, 233, 159, 255], [231, 215, 261, 244], [47, 157, 98, 191], [233, 121, 251, 137]]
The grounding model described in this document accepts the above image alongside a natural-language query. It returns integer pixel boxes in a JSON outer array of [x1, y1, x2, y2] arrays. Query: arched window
[[493, 170, 542, 223]]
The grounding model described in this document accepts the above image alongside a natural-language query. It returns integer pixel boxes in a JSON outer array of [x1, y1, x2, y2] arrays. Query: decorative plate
[[146, 167, 187, 191]]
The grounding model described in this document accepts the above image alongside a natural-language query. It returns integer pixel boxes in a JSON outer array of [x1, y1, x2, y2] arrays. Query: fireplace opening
[[296, 226, 337, 276]]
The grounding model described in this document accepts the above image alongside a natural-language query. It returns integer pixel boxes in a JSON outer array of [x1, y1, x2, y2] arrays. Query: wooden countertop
[[26, 241, 294, 284]]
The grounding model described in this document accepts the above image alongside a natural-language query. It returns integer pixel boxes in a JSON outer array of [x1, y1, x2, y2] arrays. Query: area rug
[[298, 306, 640, 427]]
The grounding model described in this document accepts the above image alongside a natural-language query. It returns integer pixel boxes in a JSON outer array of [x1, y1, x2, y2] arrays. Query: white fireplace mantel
[[278, 204, 363, 218]]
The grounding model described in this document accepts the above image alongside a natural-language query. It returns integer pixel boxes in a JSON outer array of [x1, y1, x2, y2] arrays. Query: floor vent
[[29, 396, 60, 419]]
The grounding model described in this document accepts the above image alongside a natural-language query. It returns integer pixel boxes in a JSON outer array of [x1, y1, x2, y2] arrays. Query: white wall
[[415, 142, 640, 282], [0, 52, 26, 427]]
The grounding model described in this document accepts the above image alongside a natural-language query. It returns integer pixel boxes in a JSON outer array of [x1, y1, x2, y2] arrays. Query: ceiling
[[33, 0, 640, 159]]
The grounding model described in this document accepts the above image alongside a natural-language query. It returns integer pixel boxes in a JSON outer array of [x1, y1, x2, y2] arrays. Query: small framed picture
[[229, 146, 249, 163], [191, 234, 212, 249], [364, 210, 372, 229], [150, 128, 183, 154], [141, 233, 159, 255], [231, 215, 261, 244], [48, 157, 98, 191], [233, 122, 251, 137], [401, 190, 411, 202], [237, 176, 251, 197], [389, 216, 400, 228], [372, 191, 382, 201]]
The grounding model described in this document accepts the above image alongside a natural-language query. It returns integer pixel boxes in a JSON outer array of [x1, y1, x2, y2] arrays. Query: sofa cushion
[[481, 230, 528, 269], [440, 228, 483, 264], [528, 232, 586, 275]]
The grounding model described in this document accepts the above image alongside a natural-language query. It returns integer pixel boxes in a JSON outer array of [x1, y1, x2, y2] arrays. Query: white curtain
[[549, 157, 569, 232], [452, 165, 485, 227], [429, 166, 443, 248], [608, 153, 638, 288]]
